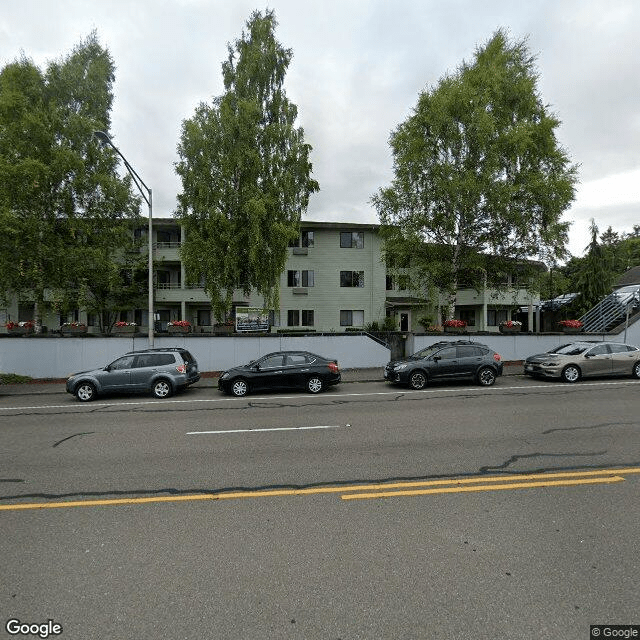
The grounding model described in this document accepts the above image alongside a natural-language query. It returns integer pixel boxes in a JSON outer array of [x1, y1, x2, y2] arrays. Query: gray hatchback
[[66, 348, 200, 401]]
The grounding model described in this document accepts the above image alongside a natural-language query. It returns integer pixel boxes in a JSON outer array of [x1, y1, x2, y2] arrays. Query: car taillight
[[493, 353, 501, 362], [328, 362, 339, 373], [176, 364, 186, 373]]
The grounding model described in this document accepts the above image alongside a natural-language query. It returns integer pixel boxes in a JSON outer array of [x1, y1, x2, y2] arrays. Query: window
[[340, 231, 364, 248], [110, 355, 135, 370], [287, 354, 308, 366], [340, 271, 364, 287], [587, 344, 610, 356], [289, 230, 314, 248], [261, 354, 284, 368], [340, 310, 364, 327], [287, 310, 300, 326], [609, 344, 635, 353], [435, 347, 457, 360], [136, 354, 175, 368], [287, 270, 314, 287], [386, 275, 394, 291], [197, 309, 211, 326], [487, 309, 508, 326], [457, 346, 486, 358], [301, 310, 314, 326], [459, 309, 476, 327]]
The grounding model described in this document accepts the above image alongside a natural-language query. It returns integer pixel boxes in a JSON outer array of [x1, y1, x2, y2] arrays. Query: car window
[[435, 347, 457, 360], [457, 346, 484, 357], [260, 354, 284, 368], [586, 344, 610, 356], [608, 344, 633, 353], [286, 354, 308, 366], [136, 354, 176, 367], [109, 355, 135, 370], [550, 344, 589, 356], [180, 350, 195, 363]]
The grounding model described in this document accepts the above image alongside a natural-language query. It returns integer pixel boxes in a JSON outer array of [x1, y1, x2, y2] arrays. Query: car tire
[[561, 365, 580, 383], [409, 370, 427, 390], [633, 361, 640, 379], [231, 378, 249, 397], [307, 376, 324, 394], [477, 367, 496, 386], [75, 382, 96, 402], [152, 379, 173, 399]]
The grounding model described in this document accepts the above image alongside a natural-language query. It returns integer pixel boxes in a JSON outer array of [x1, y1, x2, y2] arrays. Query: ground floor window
[[197, 309, 211, 326], [287, 309, 314, 326], [459, 309, 476, 326], [487, 309, 509, 326], [340, 310, 364, 327]]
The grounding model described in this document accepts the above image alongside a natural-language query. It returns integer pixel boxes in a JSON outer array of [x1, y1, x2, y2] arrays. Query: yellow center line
[[341, 476, 625, 500], [0, 467, 638, 511]]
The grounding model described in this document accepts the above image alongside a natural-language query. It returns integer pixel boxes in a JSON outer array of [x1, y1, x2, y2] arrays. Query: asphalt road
[[1, 376, 639, 640]]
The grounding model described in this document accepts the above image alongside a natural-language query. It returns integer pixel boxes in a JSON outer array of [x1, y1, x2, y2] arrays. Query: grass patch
[[0, 372, 33, 384]]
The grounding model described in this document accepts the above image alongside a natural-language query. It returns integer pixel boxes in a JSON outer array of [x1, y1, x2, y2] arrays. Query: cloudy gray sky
[[2, 0, 638, 258]]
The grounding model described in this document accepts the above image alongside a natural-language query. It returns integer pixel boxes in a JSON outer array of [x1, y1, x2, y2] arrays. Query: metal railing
[[579, 285, 640, 332]]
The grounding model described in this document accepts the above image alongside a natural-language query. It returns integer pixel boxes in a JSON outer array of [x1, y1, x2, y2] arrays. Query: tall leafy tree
[[175, 10, 319, 320], [572, 220, 616, 314], [372, 29, 578, 319], [0, 32, 141, 329]]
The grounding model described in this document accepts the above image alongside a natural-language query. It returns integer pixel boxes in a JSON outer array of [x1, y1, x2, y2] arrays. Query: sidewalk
[[0, 362, 524, 396]]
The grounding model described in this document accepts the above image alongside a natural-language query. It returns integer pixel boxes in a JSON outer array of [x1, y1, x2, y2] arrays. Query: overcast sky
[[2, 0, 638, 258]]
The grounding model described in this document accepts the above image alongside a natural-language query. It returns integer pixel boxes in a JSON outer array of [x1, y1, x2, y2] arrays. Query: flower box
[[114, 325, 137, 334], [7, 326, 33, 336], [168, 325, 192, 334], [444, 326, 466, 334], [561, 327, 583, 334], [499, 325, 521, 333], [61, 325, 88, 335]]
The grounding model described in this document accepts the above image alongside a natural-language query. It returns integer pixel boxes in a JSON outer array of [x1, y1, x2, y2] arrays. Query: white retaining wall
[[1, 321, 638, 379], [0, 334, 391, 379]]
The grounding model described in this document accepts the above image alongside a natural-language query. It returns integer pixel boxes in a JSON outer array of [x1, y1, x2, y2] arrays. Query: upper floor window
[[340, 231, 364, 249], [340, 271, 364, 288], [289, 230, 314, 248], [287, 270, 314, 287]]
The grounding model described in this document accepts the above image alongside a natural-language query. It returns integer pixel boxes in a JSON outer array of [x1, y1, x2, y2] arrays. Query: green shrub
[[0, 372, 33, 384]]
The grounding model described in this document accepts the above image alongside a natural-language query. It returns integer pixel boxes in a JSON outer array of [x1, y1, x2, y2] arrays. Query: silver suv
[[66, 348, 200, 401]]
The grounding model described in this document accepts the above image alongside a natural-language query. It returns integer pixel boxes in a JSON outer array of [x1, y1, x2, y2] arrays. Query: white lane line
[[1, 380, 638, 412], [186, 425, 342, 435]]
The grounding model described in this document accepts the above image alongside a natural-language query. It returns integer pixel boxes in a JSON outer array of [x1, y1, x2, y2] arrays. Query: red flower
[[444, 319, 467, 328], [559, 320, 583, 328]]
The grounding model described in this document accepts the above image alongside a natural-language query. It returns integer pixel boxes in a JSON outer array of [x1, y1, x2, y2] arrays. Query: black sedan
[[218, 351, 341, 397]]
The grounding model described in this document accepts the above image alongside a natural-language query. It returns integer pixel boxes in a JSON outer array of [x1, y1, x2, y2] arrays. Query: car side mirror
[[433, 356, 441, 362], [104, 365, 111, 372], [253, 364, 261, 371]]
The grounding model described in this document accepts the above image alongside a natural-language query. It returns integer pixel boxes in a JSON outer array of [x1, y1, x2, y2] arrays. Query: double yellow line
[[1, 467, 638, 511]]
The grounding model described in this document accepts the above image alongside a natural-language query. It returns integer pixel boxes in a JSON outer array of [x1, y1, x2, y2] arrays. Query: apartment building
[[2, 218, 540, 333]]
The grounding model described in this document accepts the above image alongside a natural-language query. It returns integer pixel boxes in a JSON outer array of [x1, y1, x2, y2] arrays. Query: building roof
[[616, 265, 640, 287]]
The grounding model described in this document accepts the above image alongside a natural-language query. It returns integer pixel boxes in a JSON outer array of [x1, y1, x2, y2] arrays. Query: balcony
[[154, 241, 181, 262]]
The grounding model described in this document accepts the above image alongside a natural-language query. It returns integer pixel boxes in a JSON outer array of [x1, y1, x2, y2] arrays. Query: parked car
[[218, 351, 341, 397], [524, 341, 640, 382], [66, 348, 200, 401], [384, 340, 503, 389]]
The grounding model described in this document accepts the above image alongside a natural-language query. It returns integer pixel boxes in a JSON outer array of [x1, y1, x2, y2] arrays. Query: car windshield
[[548, 343, 589, 356]]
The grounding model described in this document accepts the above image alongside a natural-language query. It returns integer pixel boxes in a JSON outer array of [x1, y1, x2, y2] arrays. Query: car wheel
[[561, 365, 580, 383], [633, 361, 640, 379], [307, 376, 324, 394], [231, 378, 249, 397], [152, 379, 173, 399], [477, 367, 496, 386], [75, 382, 96, 402], [409, 370, 427, 390]]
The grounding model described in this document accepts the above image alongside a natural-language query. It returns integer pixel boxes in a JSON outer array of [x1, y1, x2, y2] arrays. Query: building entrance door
[[400, 313, 409, 331]]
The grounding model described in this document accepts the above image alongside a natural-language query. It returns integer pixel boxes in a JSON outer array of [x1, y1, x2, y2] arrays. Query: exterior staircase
[[579, 285, 640, 333]]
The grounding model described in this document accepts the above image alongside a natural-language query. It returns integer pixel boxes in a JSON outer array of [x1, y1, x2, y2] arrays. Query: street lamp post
[[94, 131, 154, 348]]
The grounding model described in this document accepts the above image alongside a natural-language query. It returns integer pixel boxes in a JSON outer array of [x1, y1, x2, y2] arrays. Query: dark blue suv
[[384, 340, 503, 389]]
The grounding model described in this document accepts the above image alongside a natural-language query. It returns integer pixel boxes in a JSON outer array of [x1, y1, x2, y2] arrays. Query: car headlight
[[394, 364, 408, 371], [220, 372, 229, 380]]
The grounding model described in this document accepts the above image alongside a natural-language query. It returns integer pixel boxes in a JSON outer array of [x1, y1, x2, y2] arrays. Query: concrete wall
[[409, 321, 640, 361], [0, 333, 392, 379]]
